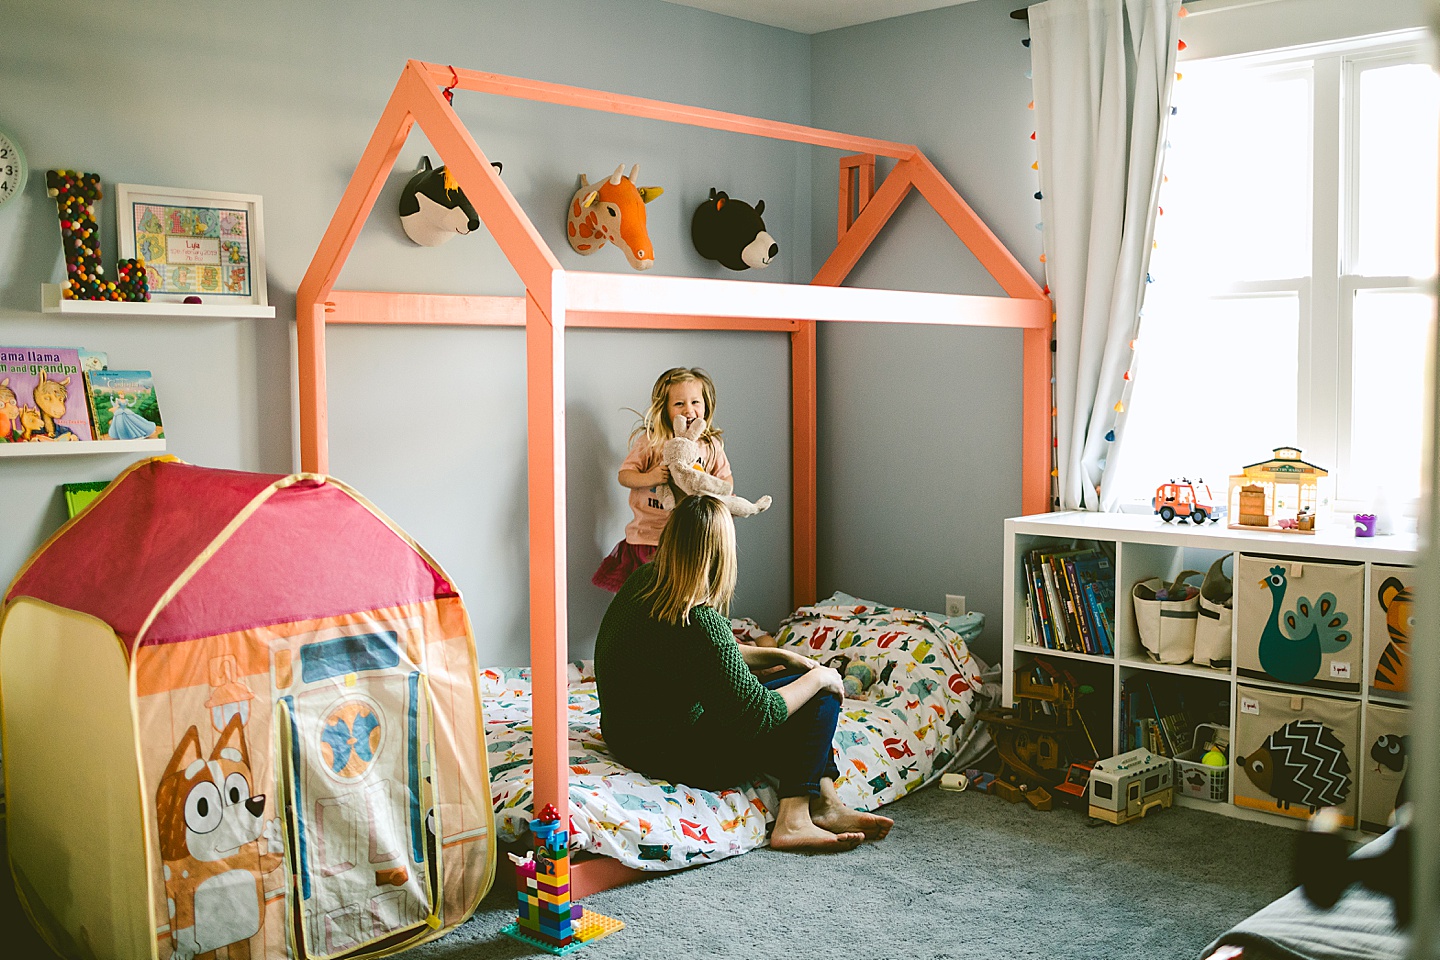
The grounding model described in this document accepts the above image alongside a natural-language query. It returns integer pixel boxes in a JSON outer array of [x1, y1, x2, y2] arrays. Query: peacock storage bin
[[1234, 555, 1362, 692], [1358, 701, 1411, 834], [1366, 564, 1414, 697], [0, 458, 496, 960], [1233, 685, 1359, 826]]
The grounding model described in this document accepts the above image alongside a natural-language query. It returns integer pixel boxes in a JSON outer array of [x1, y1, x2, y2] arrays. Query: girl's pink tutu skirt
[[591, 540, 657, 592]]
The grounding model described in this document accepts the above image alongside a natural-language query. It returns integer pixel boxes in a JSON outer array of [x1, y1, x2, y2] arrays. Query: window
[[1108, 34, 1438, 515]]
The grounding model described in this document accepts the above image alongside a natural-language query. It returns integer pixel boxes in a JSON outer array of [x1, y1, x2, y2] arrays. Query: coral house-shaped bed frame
[[298, 59, 1050, 894]]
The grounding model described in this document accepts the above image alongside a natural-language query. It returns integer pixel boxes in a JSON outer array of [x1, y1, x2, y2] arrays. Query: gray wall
[[810, 0, 1043, 662], [0, 0, 808, 665], [0, 0, 1048, 668]]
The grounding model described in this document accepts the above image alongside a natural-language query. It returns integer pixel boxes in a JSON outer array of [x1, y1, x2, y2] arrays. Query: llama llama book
[[0, 346, 95, 442], [86, 369, 164, 441]]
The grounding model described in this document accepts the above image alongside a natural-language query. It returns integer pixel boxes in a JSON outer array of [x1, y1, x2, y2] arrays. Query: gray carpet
[[1, 786, 1298, 960], [423, 786, 1297, 960]]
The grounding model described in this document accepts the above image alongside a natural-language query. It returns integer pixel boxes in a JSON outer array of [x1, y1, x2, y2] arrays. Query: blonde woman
[[594, 495, 893, 852]]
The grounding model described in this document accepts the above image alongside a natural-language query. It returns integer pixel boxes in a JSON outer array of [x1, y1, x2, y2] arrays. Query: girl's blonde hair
[[642, 494, 738, 625], [629, 367, 724, 448]]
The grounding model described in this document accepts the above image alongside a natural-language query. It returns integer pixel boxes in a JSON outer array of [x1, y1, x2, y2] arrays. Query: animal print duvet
[[481, 594, 991, 871]]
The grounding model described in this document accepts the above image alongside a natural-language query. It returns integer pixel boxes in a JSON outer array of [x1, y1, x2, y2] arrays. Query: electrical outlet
[[945, 594, 966, 617]]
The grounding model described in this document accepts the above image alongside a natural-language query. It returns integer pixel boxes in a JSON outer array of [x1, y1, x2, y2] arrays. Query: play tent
[[0, 457, 494, 960]]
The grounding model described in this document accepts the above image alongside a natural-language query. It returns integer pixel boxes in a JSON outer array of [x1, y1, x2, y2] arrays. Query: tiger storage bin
[[1235, 555, 1362, 691], [1367, 564, 1414, 696], [1232, 684, 1359, 826], [0, 458, 495, 960]]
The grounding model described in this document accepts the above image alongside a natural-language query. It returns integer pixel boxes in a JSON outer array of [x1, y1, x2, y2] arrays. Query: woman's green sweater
[[593, 564, 787, 786]]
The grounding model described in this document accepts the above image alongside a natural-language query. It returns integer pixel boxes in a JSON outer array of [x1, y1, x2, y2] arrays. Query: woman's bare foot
[[770, 822, 864, 852], [810, 779, 894, 841], [770, 796, 864, 853]]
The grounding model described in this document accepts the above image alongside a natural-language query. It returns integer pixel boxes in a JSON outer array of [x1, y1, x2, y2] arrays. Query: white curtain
[[1031, 0, 1182, 511]]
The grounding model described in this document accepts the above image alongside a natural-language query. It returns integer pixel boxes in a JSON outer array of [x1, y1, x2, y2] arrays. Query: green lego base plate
[[501, 922, 590, 955], [501, 911, 624, 955]]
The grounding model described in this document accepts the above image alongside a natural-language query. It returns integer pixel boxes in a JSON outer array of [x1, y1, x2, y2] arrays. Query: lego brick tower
[[501, 804, 622, 954]]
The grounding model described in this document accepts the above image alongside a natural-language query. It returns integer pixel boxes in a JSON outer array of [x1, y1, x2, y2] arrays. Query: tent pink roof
[[5, 458, 454, 651]]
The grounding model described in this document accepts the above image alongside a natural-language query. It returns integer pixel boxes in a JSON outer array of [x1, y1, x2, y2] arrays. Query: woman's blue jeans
[[759, 674, 842, 798]]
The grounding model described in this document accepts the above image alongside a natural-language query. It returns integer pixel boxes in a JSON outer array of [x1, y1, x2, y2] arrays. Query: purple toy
[[1354, 513, 1376, 538]]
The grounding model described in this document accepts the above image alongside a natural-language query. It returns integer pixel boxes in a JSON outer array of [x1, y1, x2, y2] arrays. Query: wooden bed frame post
[[1022, 324, 1052, 515], [791, 321, 818, 607], [525, 285, 569, 822]]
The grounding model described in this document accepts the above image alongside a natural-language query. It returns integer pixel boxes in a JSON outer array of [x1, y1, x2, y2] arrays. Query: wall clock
[[0, 126, 29, 211]]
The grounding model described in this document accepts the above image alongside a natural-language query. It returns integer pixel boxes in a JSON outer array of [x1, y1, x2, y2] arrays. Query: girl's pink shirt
[[620, 433, 732, 545]]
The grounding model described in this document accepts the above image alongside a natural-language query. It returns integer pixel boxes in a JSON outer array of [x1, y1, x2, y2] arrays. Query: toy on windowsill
[[1227, 446, 1327, 534], [1153, 478, 1224, 525], [502, 803, 624, 954]]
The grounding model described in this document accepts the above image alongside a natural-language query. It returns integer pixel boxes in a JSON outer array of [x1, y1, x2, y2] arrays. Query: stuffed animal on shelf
[[691, 189, 778, 270], [660, 415, 771, 518], [398, 155, 500, 246], [566, 164, 663, 270]]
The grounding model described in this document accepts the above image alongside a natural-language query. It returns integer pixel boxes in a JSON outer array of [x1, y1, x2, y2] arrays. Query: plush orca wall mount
[[398, 155, 501, 247]]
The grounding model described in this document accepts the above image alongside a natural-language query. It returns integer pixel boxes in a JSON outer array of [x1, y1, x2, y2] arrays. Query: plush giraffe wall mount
[[566, 164, 664, 270]]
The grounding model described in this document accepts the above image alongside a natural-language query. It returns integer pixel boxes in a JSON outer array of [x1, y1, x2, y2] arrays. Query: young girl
[[592, 367, 733, 593]]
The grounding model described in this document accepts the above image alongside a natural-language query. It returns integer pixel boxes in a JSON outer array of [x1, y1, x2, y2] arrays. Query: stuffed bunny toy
[[661, 415, 772, 518]]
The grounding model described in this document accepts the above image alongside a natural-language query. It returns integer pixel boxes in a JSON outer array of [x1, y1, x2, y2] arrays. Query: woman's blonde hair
[[642, 494, 738, 625], [629, 367, 724, 449]]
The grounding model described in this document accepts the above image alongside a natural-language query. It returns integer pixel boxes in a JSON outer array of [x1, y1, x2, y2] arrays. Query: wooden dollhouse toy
[[1227, 446, 1327, 534], [1087, 748, 1174, 825]]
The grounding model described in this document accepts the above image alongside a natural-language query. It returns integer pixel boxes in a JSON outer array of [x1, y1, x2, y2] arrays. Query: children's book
[[0, 346, 95, 442], [61, 480, 111, 518], [86, 369, 165, 441]]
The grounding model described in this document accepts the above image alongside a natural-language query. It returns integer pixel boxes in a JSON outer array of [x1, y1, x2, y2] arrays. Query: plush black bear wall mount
[[691, 189, 777, 270], [398, 155, 501, 247]]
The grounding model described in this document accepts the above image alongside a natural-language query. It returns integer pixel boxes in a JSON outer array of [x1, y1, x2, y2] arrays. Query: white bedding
[[481, 593, 991, 871]]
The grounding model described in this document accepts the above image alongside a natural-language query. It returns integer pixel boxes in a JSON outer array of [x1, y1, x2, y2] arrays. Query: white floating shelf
[[41, 284, 276, 319], [0, 438, 166, 458]]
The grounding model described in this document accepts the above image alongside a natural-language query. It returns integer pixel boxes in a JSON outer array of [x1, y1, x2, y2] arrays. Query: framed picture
[[116, 184, 267, 305]]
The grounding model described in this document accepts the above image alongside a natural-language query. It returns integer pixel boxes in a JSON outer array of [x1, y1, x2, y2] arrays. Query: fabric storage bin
[[1133, 570, 1202, 664], [1235, 555, 1362, 691], [1358, 701, 1410, 834], [1193, 555, 1234, 668], [1233, 685, 1359, 826], [1175, 723, 1229, 802], [1367, 565, 1414, 696]]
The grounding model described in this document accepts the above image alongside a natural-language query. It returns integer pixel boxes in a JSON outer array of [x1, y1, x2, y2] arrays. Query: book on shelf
[[1024, 544, 1115, 655], [0, 346, 96, 442], [86, 369, 165, 441], [1022, 551, 1057, 649], [62, 480, 110, 517]]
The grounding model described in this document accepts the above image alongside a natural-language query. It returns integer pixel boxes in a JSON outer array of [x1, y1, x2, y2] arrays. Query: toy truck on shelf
[[1153, 479, 1225, 525], [1088, 748, 1174, 825]]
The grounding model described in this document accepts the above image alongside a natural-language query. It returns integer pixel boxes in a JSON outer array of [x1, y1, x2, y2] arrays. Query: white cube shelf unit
[[1003, 510, 1417, 825]]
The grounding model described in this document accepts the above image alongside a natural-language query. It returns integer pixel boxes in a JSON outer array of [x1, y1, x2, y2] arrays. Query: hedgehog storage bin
[[0, 458, 495, 960], [1233, 684, 1359, 826], [1235, 555, 1362, 692]]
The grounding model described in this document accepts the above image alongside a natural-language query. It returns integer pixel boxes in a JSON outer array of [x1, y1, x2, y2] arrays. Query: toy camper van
[[1088, 748, 1174, 824]]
